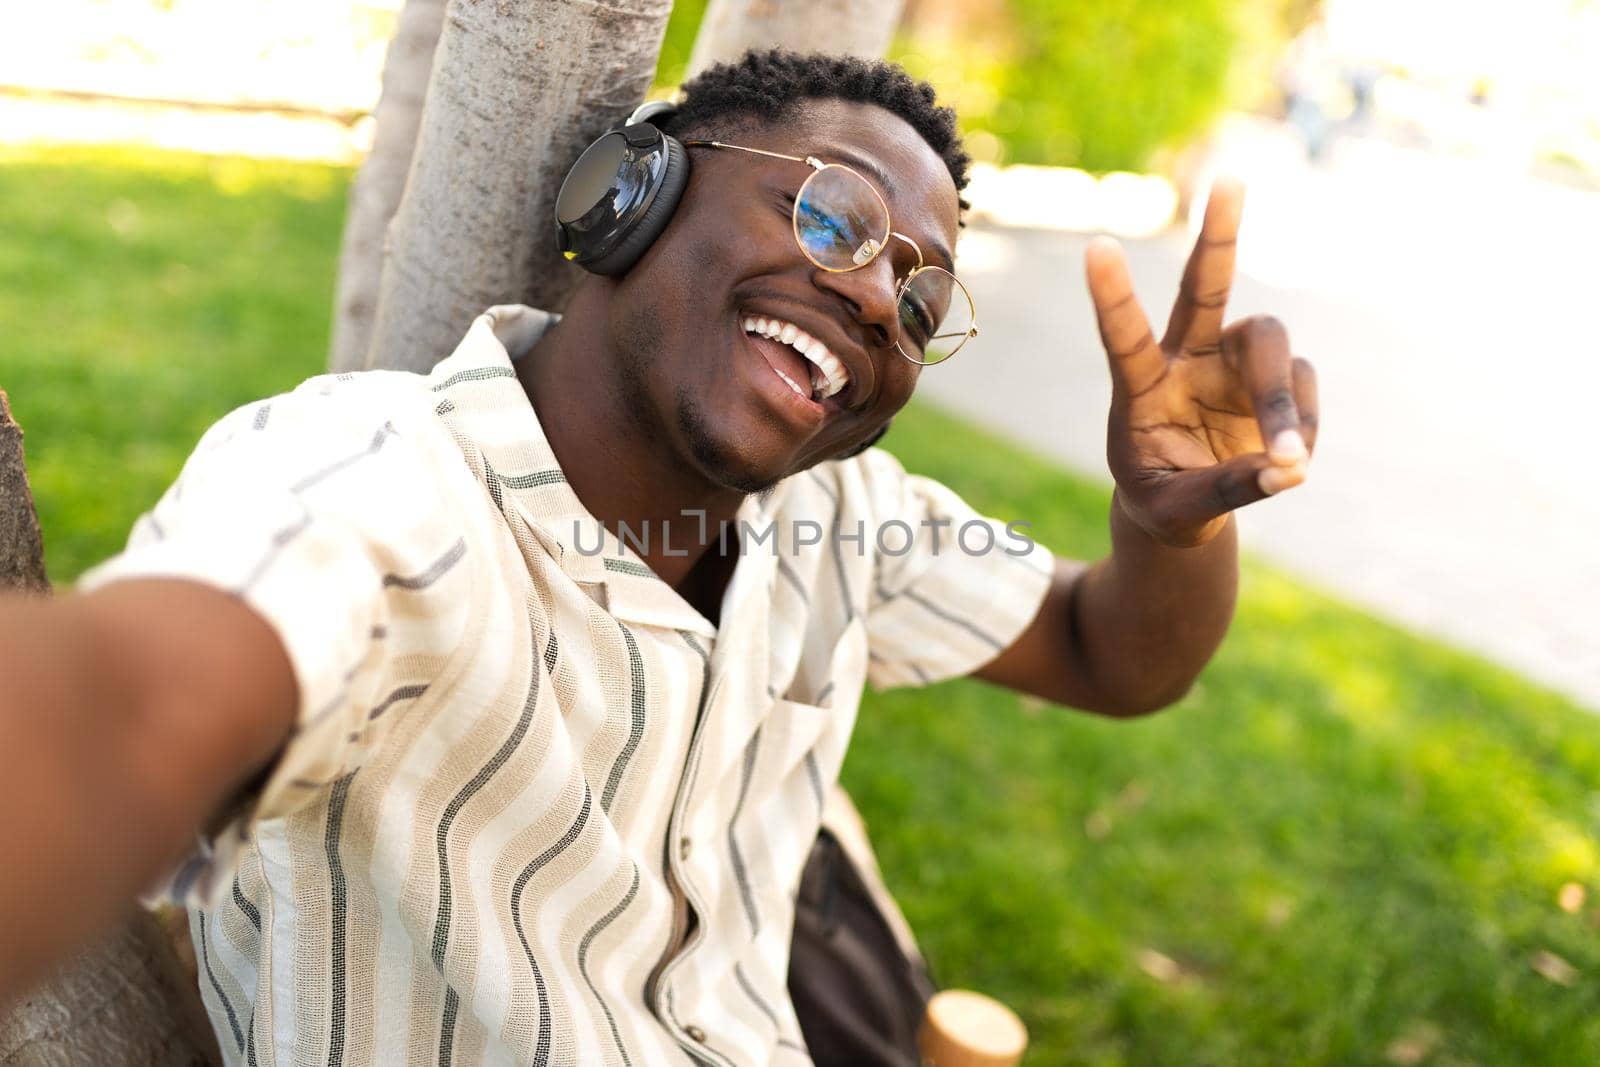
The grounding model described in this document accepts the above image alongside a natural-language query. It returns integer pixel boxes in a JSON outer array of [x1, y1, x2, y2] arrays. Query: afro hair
[[664, 49, 971, 206]]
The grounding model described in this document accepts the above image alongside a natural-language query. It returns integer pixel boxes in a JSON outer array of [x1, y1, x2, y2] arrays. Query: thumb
[[1136, 453, 1308, 538]]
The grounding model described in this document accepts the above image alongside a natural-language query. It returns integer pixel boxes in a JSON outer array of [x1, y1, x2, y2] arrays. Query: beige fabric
[[81, 305, 1054, 1067]]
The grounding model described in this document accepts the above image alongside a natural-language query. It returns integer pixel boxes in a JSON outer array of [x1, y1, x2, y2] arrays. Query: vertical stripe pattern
[[325, 772, 356, 1067], [82, 305, 1056, 1066]]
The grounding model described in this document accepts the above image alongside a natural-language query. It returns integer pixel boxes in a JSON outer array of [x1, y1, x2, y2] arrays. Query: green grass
[[849, 410, 1600, 1065], [0, 146, 345, 580], [5, 146, 1600, 1065]]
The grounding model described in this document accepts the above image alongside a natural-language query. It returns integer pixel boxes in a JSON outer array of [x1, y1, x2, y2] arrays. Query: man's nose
[[811, 255, 901, 351]]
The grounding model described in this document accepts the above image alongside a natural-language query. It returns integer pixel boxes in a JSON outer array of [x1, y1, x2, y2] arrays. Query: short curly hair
[[664, 49, 970, 205]]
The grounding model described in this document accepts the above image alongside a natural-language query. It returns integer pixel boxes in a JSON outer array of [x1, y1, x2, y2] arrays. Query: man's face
[[605, 99, 962, 493]]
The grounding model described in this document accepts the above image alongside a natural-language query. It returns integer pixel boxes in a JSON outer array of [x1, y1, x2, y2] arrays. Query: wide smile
[[741, 312, 851, 402], [733, 310, 860, 434]]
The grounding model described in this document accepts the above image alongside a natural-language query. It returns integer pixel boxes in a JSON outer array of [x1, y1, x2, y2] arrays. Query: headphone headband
[[625, 100, 679, 129]]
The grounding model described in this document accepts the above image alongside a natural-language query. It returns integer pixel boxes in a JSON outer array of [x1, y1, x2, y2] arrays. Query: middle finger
[[1162, 177, 1244, 354]]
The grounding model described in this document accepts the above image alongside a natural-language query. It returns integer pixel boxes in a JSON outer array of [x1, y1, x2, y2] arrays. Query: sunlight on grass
[[0, 146, 341, 578], [5, 146, 1600, 1066], [861, 402, 1600, 1065]]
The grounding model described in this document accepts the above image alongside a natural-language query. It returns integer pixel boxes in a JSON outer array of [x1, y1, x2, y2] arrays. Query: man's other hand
[[0, 580, 296, 1005], [1086, 178, 1321, 548]]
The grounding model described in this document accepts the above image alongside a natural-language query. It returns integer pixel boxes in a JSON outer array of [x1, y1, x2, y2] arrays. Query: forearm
[[0, 595, 174, 1000], [0, 581, 295, 1004], [1072, 490, 1238, 713], [976, 491, 1238, 716]]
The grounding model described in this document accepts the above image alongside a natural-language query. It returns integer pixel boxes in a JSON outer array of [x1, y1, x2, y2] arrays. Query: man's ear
[[842, 420, 891, 459]]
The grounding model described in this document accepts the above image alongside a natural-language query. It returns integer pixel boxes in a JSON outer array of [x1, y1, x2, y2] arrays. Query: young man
[[0, 51, 1316, 1065]]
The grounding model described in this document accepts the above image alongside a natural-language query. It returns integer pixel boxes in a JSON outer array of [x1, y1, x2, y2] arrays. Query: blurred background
[[4, 1, 1600, 1063]]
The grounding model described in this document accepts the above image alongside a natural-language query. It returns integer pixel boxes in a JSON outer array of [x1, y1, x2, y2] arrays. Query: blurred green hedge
[[656, 0, 1301, 173]]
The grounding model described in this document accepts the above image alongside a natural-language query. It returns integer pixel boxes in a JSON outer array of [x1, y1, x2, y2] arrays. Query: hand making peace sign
[[1086, 178, 1319, 548]]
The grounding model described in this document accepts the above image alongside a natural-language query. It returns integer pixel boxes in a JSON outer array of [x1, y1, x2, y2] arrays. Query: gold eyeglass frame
[[682, 138, 978, 366]]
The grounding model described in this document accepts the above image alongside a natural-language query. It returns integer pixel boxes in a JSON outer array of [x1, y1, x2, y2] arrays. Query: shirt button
[[685, 1025, 707, 1043], [678, 836, 692, 861]]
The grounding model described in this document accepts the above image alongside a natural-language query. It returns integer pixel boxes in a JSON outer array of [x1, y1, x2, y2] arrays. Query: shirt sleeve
[[856, 447, 1056, 690], [77, 377, 477, 906]]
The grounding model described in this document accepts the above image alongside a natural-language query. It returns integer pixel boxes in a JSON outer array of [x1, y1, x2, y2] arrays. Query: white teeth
[[801, 337, 847, 401], [817, 352, 847, 391], [742, 313, 853, 401], [773, 366, 808, 399]]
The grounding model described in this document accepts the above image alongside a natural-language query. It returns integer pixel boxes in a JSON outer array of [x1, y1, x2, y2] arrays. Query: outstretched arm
[[977, 498, 1239, 716], [0, 579, 295, 1004], [977, 180, 1320, 715]]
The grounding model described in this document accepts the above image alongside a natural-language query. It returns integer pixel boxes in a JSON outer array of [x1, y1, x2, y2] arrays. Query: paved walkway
[[923, 130, 1600, 710]]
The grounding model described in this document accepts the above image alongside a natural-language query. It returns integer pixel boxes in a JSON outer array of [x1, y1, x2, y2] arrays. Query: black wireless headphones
[[555, 101, 689, 277], [554, 101, 891, 457]]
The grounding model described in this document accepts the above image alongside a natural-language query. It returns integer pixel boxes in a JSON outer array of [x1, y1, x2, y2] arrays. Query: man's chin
[[684, 432, 789, 495], [676, 403, 808, 495]]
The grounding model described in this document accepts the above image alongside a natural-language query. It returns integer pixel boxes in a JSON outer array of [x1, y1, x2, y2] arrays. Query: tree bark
[[328, 0, 448, 373], [0, 394, 47, 597], [0, 915, 219, 1067], [685, 0, 906, 78], [0, 394, 219, 1065], [363, 0, 675, 374]]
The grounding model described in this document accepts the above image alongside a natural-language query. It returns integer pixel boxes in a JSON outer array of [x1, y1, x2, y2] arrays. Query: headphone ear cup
[[583, 134, 690, 277]]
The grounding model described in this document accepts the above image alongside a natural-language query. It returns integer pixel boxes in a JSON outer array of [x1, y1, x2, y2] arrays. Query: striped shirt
[[81, 305, 1054, 1066]]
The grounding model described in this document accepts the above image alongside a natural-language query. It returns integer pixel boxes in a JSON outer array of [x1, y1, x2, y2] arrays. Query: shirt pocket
[[757, 616, 869, 818], [778, 613, 868, 709], [759, 695, 836, 784], [742, 693, 838, 902]]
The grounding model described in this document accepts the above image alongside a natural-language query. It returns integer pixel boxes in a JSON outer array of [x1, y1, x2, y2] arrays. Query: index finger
[[1162, 177, 1244, 354], [1085, 236, 1164, 398]]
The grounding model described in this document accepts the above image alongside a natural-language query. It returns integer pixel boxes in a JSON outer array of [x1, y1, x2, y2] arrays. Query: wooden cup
[[918, 989, 1029, 1067]]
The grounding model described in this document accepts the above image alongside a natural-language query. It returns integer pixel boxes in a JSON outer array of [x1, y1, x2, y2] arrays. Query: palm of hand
[[1120, 341, 1274, 470], [1087, 179, 1318, 547]]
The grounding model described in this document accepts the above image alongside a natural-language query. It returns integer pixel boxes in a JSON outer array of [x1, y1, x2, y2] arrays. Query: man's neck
[[515, 289, 745, 598]]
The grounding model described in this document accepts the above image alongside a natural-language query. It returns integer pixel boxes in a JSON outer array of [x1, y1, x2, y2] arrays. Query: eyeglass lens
[[793, 165, 889, 271], [898, 268, 975, 365], [794, 165, 975, 364]]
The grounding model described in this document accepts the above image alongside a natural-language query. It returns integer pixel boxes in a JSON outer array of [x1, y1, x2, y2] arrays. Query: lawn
[[4, 146, 1599, 1066]]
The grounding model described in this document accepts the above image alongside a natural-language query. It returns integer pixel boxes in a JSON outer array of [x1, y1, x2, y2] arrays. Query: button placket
[[647, 674, 723, 1015]]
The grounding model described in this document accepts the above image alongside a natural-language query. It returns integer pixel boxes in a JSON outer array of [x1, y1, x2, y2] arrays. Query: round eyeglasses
[[683, 139, 978, 366]]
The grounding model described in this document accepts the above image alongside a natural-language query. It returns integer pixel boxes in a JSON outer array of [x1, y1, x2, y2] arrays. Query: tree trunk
[[0, 393, 220, 1065], [0, 395, 47, 598], [685, 0, 905, 78], [328, 0, 449, 373], [362, 0, 675, 374], [0, 915, 219, 1067]]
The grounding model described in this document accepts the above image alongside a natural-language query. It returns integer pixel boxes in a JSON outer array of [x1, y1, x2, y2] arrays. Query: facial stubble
[[613, 299, 781, 496]]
